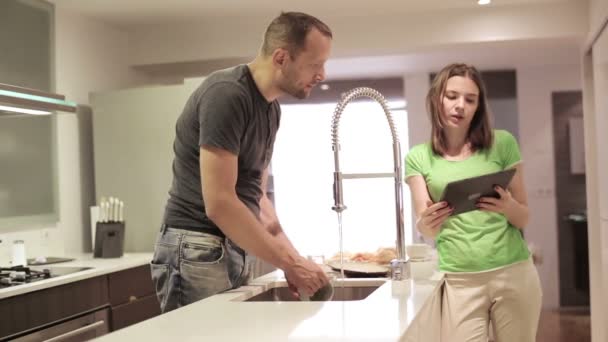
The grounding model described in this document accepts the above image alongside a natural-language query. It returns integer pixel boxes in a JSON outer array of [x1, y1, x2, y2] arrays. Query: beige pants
[[441, 259, 542, 342]]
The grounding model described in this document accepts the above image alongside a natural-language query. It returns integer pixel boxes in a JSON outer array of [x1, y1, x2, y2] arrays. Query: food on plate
[[327, 247, 397, 265], [350, 252, 375, 262], [372, 247, 397, 264]]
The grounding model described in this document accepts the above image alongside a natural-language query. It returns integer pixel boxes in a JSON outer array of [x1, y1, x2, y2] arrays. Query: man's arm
[[259, 166, 312, 297], [200, 146, 327, 295], [259, 167, 297, 250]]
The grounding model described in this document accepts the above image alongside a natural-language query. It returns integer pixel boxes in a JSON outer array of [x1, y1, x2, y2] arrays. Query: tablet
[[439, 168, 517, 216]]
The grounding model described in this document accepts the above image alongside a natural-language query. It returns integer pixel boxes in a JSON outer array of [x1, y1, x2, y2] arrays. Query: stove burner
[[0, 266, 52, 287]]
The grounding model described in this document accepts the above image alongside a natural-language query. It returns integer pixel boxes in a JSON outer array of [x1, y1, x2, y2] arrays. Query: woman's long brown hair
[[426, 63, 493, 155]]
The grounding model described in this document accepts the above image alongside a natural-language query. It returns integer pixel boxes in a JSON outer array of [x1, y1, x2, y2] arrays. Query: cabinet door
[[12, 308, 109, 342], [107, 265, 155, 306], [0, 276, 109, 340], [110, 294, 160, 331], [107, 265, 160, 331]]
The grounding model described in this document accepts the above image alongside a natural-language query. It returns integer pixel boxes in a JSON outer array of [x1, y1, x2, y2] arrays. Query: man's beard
[[279, 70, 309, 100]]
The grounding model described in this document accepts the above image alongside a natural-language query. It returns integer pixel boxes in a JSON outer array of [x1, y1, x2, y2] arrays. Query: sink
[[244, 282, 384, 302]]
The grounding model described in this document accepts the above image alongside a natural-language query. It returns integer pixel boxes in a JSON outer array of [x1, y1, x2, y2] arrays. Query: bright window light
[[478, 0, 491, 5], [272, 101, 412, 259]]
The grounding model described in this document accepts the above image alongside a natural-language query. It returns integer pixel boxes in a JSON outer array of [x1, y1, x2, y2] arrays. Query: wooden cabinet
[[0, 276, 109, 340], [107, 264, 160, 331], [12, 308, 110, 342], [110, 294, 160, 331], [0, 264, 161, 340]]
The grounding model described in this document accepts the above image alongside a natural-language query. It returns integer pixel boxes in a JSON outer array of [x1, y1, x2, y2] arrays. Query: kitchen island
[[94, 270, 444, 342]]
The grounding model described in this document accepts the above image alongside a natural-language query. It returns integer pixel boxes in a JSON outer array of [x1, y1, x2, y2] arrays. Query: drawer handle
[[43, 320, 105, 342], [129, 295, 137, 302]]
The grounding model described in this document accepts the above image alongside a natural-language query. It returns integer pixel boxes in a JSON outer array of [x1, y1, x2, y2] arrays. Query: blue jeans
[[150, 226, 253, 313]]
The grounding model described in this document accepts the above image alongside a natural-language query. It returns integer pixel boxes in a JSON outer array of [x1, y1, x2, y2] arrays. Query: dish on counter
[[326, 260, 389, 278]]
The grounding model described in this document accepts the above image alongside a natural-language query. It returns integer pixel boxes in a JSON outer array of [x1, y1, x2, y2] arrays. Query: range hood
[[0, 83, 76, 115]]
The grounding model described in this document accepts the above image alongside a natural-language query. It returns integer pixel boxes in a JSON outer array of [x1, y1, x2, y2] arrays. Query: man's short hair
[[261, 12, 332, 58]]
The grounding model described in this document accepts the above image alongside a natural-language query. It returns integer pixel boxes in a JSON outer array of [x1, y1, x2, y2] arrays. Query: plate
[[326, 260, 389, 278]]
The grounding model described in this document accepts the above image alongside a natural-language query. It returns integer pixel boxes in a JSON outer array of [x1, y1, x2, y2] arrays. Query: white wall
[[516, 64, 582, 309], [53, 5, 149, 256], [403, 74, 431, 243], [127, 2, 587, 67], [590, 0, 608, 41], [581, 51, 603, 342], [0, 6, 145, 265], [584, 2, 608, 337], [54, 9, 149, 105], [404, 74, 432, 149]]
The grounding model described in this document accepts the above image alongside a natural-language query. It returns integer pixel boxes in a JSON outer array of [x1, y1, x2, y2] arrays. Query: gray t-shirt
[[163, 65, 281, 235]]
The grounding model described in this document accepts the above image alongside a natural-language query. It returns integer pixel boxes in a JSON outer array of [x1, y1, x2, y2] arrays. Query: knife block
[[94, 222, 125, 258]]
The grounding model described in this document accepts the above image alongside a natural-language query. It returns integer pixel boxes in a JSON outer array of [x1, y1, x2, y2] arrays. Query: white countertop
[[94, 271, 444, 342], [0, 253, 152, 299]]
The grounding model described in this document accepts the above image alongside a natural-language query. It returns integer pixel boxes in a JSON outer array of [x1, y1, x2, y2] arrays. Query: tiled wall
[[551, 91, 589, 306]]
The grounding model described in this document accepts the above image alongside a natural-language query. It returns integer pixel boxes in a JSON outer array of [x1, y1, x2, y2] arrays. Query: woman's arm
[[406, 175, 453, 239]]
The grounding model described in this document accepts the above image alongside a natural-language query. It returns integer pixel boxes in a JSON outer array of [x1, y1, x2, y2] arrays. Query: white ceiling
[[50, 0, 578, 27], [135, 38, 582, 81], [326, 38, 582, 79], [48, 0, 585, 80]]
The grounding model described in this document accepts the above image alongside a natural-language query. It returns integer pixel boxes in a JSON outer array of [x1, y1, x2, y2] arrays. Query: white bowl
[[410, 259, 436, 280], [406, 243, 431, 260]]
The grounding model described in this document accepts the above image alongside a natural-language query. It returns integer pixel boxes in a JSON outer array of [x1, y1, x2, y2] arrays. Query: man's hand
[[283, 257, 329, 297], [285, 276, 300, 299]]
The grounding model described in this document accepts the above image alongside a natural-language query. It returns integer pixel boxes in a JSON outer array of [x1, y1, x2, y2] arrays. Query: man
[[151, 12, 332, 313]]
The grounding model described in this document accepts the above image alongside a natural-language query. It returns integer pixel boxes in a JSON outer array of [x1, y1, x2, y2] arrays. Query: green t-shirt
[[405, 130, 530, 272]]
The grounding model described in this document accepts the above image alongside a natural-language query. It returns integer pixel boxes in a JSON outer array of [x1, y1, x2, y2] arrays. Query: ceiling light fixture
[[0, 105, 51, 115], [478, 0, 491, 5], [0, 83, 77, 115]]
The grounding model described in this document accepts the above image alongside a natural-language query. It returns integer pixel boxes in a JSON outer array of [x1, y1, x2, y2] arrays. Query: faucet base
[[390, 259, 410, 281]]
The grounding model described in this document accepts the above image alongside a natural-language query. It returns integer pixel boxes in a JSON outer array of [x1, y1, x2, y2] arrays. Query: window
[[272, 101, 411, 259]]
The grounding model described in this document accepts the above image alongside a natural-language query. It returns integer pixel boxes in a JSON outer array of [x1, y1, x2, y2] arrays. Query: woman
[[405, 63, 542, 342]]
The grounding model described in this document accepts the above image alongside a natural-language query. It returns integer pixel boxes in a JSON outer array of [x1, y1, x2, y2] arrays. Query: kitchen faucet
[[330, 87, 409, 280]]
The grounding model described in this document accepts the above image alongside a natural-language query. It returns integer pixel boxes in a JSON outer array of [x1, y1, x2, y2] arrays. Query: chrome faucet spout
[[330, 87, 407, 273]]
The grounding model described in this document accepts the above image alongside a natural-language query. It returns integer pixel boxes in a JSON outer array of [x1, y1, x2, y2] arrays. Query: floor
[[536, 307, 591, 342]]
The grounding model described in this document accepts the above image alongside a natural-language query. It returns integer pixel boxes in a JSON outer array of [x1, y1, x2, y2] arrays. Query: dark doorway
[[551, 91, 589, 307]]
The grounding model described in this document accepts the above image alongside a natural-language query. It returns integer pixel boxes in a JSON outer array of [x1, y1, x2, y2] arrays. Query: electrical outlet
[[40, 229, 50, 247], [532, 187, 554, 198]]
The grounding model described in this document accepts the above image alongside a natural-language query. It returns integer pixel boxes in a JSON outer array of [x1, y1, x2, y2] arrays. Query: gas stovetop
[[0, 266, 52, 288], [0, 265, 93, 289]]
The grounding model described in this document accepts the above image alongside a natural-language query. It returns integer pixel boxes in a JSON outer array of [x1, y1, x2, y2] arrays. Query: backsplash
[[0, 228, 64, 267]]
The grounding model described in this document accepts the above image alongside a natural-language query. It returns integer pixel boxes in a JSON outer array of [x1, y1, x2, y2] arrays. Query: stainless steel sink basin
[[245, 284, 382, 302]]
